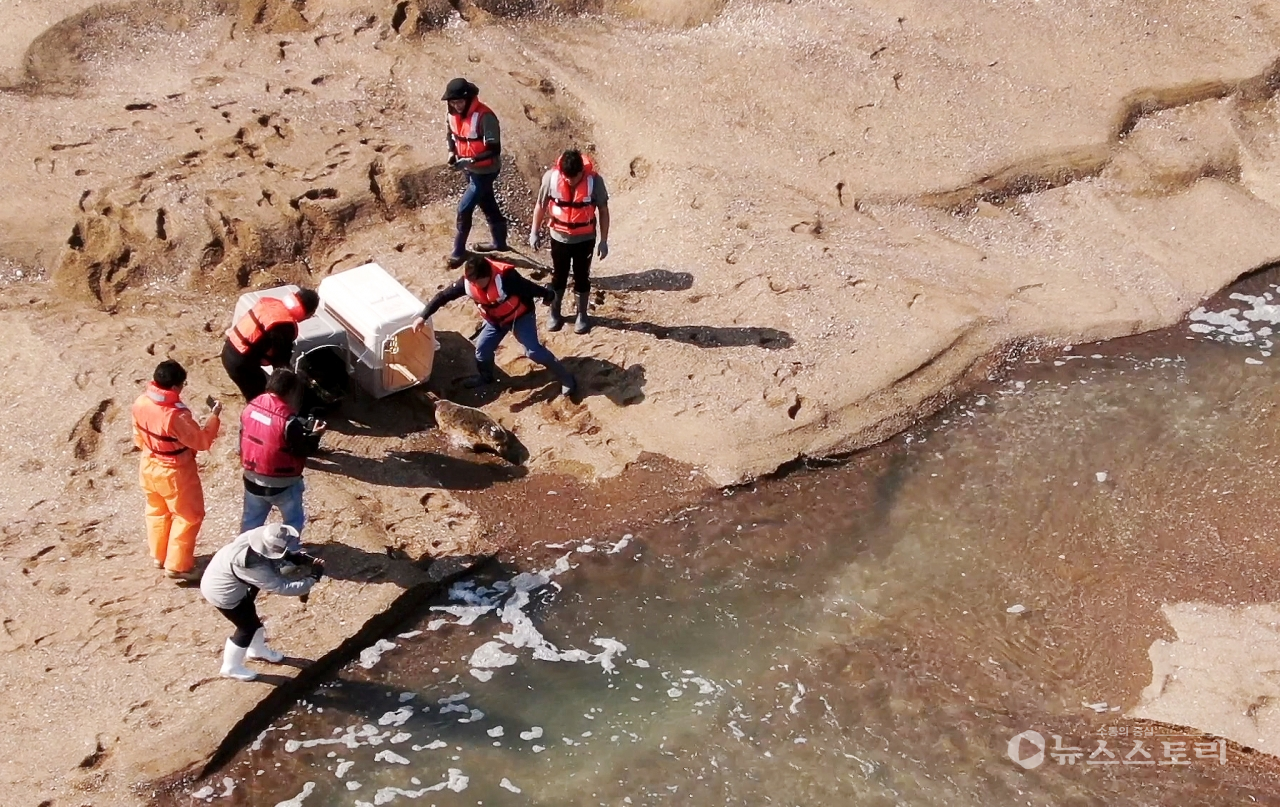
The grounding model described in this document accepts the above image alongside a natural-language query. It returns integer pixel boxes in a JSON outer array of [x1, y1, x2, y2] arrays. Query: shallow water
[[185, 272, 1280, 806]]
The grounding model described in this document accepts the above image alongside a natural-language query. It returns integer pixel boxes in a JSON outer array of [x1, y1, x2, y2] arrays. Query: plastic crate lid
[[319, 263, 424, 350]]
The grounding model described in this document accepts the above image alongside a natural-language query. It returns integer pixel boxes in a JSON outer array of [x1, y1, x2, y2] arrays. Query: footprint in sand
[[68, 399, 116, 461]]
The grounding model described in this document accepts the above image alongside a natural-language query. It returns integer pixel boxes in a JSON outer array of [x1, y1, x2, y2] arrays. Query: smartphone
[[205, 395, 218, 409]]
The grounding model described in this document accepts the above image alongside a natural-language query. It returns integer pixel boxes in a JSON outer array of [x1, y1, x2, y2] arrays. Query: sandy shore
[[6, 0, 1280, 803]]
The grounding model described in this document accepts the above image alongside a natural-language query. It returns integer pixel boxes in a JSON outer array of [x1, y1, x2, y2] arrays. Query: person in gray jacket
[[200, 524, 324, 681]]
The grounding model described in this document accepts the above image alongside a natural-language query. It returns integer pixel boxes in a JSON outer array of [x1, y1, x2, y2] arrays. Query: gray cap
[[249, 524, 297, 559]]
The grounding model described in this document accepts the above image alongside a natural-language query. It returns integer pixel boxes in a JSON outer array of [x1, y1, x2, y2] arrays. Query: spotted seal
[[427, 392, 518, 462]]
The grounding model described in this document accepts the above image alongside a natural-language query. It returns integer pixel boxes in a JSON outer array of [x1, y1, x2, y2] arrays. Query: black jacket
[[421, 268, 552, 321], [237, 324, 298, 369]]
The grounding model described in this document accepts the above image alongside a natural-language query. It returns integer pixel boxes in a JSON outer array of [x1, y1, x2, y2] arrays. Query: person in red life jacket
[[414, 255, 577, 395], [131, 360, 222, 582], [443, 78, 510, 267], [529, 148, 610, 334], [221, 288, 321, 401], [240, 369, 326, 536]]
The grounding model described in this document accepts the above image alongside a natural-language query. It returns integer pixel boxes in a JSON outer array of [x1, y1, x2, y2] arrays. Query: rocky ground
[[6, 0, 1280, 803]]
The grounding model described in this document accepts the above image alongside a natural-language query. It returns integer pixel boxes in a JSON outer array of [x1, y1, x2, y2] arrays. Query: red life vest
[[132, 382, 190, 457], [545, 154, 598, 237], [448, 100, 497, 170], [465, 260, 529, 327], [226, 295, 307, 362], [240, 393, 305, 478]]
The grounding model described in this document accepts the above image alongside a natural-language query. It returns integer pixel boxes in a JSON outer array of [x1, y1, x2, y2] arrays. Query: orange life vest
[[465, 260, 529, 327], [448, 100, 497, 170], [226, 295, 307, 362], [132, 382, 190, 458], [545, 154, 598, 237]]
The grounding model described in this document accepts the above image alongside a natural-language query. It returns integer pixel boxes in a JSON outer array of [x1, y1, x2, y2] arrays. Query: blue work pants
[[453, 170, 508, 257], [475, 312, 572, 387]]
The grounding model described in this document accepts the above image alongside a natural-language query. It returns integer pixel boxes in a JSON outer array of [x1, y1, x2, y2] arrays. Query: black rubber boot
[[574, 292, 591, 334], [462, 359, 496, 388], [548, 290, 565, 332], [560, 374, 578, 398]]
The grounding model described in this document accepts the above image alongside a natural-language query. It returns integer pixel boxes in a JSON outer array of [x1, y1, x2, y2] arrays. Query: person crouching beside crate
[[414, 255, 577, 396], [222, 288, 321, 401]]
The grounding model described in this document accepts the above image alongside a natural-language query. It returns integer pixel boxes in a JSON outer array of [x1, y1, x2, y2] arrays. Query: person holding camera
[[239, 369, 325, 535], [201, 524, 324, 681]]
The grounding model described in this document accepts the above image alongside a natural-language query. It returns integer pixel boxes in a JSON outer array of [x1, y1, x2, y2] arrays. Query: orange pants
[[139, 456, 206, 573]]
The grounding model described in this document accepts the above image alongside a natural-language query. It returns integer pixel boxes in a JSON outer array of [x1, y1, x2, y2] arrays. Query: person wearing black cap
[[442, 77, 510, 267]]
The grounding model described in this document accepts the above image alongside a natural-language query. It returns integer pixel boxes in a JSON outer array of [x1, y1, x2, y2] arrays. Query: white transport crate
[[318, 263, 435, 398]]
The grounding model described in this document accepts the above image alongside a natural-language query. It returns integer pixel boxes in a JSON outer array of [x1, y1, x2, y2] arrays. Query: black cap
[[442, 78, 478, 101]]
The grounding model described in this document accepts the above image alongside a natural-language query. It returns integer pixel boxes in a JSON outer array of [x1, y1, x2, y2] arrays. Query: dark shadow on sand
[[593, 316, 793, 349], [430, 331, 646, 409], [308, 449, 527, 490], [309, 541, 437, 586], [325, 384, 437, 439], [593, 268, 694, 292]]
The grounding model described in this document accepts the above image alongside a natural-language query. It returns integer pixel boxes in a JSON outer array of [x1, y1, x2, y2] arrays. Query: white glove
[[528, 230, 542, 250]]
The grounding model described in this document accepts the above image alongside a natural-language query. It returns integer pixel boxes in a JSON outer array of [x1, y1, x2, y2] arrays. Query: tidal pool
[[181, 271, 1280, 806]]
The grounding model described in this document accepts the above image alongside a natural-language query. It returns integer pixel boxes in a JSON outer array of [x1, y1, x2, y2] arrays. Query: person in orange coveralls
[[132, 360, 222, 582]]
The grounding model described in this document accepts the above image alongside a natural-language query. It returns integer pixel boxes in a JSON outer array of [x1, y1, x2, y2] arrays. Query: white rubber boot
[[220, 639, 257, 681], [246, 627, 285, 663]]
